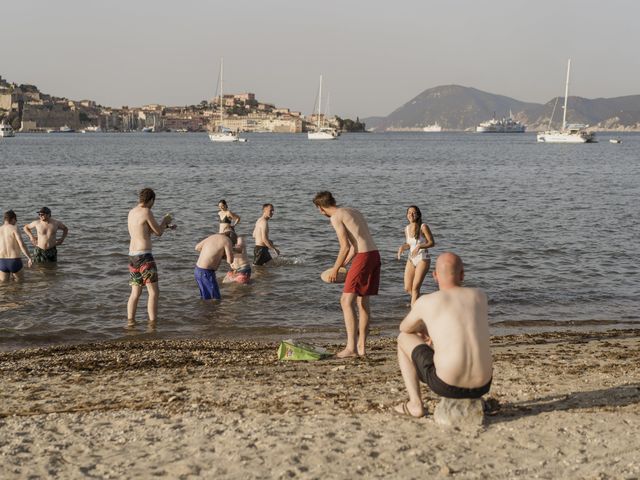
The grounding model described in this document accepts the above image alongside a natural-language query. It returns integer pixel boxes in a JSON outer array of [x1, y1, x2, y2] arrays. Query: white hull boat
[[209, 58, 245, 143], [609, 138, 621, 144], [423, 123, 443, 132], [537, 59, 595, 144], [0, 123, 15, 137], [308, 75, 337, 140]]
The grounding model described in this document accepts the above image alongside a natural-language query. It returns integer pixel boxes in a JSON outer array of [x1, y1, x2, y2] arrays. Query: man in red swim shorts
[[313, 191, 380, 358]]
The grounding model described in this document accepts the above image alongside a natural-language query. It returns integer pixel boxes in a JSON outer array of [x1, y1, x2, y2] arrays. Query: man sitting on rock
[[395, 252, 493, 418]]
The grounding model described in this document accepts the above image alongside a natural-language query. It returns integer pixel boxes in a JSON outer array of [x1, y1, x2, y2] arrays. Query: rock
[[433, 397, 484, 428]]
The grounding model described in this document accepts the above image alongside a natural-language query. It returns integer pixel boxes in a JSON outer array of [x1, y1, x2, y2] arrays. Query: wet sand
[[1, 329, 639, 479]]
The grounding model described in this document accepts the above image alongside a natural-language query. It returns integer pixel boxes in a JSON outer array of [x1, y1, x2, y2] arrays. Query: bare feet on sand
[[394, 400, 425, 418], [336, 348, 358, 358]]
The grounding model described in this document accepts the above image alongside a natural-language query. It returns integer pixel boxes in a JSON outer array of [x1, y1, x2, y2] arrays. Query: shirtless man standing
[[313, 191, 381, 358], [194, 230, 234, 300], [394, 252, 493, 417], [252, 203, 279, 266], [23, 207, 68, 263], [127, 188, 175, 325], [0, 210, 33, 282]]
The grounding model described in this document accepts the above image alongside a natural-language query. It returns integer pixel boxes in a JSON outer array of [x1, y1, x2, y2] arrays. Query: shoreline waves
[[1, 328, 639, 478]]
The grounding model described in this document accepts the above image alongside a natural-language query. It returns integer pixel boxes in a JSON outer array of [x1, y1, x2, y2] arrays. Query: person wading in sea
[[127, 188, 176, 327]]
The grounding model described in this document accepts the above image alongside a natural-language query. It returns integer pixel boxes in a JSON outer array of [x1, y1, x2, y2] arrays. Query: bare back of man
[[194, 233, 233, 300], [196, 234, 234, 270], [395, 252, 492, 417], [0, 213, 33, 282]]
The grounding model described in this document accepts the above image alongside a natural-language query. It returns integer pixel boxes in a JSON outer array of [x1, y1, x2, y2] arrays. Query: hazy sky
[[2, 0, 639, 118]]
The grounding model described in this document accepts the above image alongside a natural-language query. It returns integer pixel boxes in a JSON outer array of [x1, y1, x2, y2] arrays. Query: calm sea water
[[0, 132, 638, 350]]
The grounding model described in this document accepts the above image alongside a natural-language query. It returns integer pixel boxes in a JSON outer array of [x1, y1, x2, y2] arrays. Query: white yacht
[[0, 122, 15, 137], [423, 123, 443, 132], [537, 59, 595, 144], [308, 75, 338, 140], [209, 58, 245, 143]]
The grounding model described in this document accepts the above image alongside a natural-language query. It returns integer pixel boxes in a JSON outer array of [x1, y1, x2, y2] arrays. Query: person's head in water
[[3, 210, 17, 225], [262, 203, 274, 219], [433, 252, 464, 289], [313, 191, 337, 217], [406, 205, 423, 239], [139, 188, 156, 207], [218, 199, 228, 212]]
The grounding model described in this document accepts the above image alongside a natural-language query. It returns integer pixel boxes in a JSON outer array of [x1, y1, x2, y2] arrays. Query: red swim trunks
[[343, 250, 381, 296]]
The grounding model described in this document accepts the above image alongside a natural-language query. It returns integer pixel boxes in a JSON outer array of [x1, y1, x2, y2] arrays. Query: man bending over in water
[[0, 210, 33, 282], [23, 207, 68, 263], [127, 188, 175, 326], [194, 230, 234, 300], [395, 252, 493, 417], [313, 191, 380, 358]]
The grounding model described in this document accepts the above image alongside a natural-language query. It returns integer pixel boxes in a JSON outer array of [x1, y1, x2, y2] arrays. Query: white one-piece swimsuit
[[406, 224, 430, 267]]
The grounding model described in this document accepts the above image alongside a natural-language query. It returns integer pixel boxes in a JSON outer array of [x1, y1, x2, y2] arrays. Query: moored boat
[[0, 122, 15, 137]]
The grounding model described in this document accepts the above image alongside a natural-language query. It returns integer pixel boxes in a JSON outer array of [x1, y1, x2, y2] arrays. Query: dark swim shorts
[[33, 246, 57, 263], [128, 253, 158, 286], [411, 344, 492, 399], [0, 258, 23, 273], [253, 246, 272, 266]]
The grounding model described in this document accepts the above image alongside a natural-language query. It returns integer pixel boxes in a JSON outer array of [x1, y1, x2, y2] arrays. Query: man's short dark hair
[[262, 203, 273, 210], [313, 191, 336, 208], [139, 188, 156, 204], [3, 210, 16, 222]]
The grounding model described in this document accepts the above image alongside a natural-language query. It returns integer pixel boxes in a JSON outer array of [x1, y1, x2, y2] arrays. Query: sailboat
[[209, 58, 245, 143], [308, 75, 338, 140], [537, 59, 595, 143]]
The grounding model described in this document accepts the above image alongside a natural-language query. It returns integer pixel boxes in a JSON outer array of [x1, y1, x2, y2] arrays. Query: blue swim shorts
[[0, 258, 23, 273], [194, 266, 221, 300]]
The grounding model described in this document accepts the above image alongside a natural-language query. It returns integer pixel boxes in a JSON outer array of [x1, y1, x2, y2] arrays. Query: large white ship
[[476, 115, 526, 133], [422, 122, 443, 132]]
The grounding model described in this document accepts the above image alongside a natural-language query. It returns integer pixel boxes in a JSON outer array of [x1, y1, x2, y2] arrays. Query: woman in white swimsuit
[[397, 205, 435, 305], [217, 199, 240, 234]]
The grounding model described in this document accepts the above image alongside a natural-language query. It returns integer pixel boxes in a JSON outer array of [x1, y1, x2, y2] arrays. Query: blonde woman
[[397, 205, 435, 305], [217, 199, 240, 233]]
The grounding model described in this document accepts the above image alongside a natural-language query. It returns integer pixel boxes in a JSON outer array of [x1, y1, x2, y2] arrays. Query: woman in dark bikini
[[217, 199, 241, 233]]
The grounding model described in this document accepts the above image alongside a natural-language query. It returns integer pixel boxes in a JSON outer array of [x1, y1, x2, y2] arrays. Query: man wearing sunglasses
[[23, 207, 68, 263]]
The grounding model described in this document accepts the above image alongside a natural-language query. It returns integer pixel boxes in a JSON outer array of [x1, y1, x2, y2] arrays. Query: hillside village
[[0, 75, 364, 133]]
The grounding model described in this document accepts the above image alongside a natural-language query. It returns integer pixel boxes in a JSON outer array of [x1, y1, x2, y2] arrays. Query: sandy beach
[[1, 329, 639, 479]]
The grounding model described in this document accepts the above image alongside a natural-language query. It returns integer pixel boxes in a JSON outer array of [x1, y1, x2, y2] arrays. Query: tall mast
[[562, 58, 571, 132], [317, 75, 322, 130], [220, 58, 224, 127]]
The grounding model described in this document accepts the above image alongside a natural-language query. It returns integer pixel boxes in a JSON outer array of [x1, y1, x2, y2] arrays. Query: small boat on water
[[209, 58, 245, 143], [48, 125, 75, 133], [308, 75, 338, 140], [609, 138, 621, 144], [0, 122, 15, 137], [141, 126, 155, 133]]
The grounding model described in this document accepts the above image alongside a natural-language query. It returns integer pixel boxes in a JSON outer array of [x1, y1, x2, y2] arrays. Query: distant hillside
[[364, 85, 640, 131]]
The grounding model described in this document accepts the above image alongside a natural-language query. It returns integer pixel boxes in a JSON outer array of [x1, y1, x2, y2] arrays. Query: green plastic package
[[277, 339, 331, 361]]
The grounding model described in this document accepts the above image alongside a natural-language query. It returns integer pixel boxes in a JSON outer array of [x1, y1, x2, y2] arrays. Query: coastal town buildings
[[1, 75, 345, 133]]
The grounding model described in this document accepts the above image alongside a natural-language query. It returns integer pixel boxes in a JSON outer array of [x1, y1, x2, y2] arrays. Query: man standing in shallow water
[[394, 252, 492, 417], [127, 188, 175, 326], [313, 191, 381, 358], [252, 203, 279, 266], [0, 210, 33, 282], [23, 207, 68, 263]]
